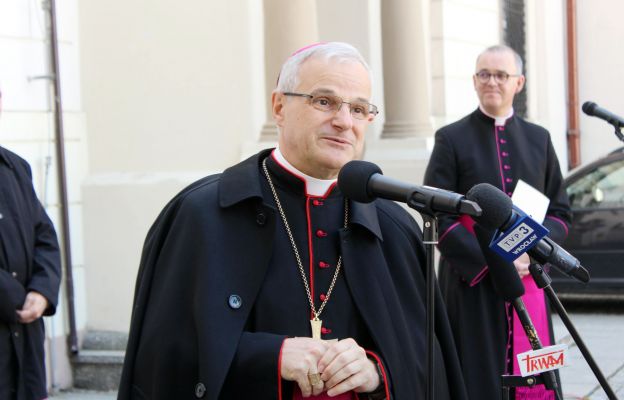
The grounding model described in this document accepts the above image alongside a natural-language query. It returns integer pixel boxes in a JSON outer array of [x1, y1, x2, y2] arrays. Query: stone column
[[260, 0, 319, 140], [380, 0, 432, 138]]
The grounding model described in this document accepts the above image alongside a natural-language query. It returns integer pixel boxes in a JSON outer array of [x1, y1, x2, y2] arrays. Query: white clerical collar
[[480, 105, 514, 126], [272, 148, 337, 197]]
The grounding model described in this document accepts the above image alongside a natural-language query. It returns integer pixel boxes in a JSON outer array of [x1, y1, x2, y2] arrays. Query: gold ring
[[308, 372, 322, 386]]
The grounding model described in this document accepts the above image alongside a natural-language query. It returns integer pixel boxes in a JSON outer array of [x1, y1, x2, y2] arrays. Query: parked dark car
[[550, 147, 624, 297]]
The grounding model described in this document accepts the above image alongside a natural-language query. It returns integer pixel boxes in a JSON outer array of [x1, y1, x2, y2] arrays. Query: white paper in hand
[[511, 180, 550, 223]]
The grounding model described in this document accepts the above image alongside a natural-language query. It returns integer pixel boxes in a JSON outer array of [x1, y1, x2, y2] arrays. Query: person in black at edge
[[424, 45, 571, 400], [0, 88, 62, 400], [119, 42, 468, 399]]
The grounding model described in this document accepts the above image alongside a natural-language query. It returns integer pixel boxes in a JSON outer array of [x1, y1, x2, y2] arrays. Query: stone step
[[49, 389, 117, 399], [72, 350, 125, 391], [82, 330, 128, 351], [70, 330, 127, 391]]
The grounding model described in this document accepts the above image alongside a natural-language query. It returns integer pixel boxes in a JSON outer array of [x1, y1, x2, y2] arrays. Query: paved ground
[[49, 303, 624, 400], [552, 305, 624, 400]]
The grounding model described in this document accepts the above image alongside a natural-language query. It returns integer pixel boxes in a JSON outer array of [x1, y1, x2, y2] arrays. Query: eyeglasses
[[475, 70, 521, 84], [283, 92, 379, 120]]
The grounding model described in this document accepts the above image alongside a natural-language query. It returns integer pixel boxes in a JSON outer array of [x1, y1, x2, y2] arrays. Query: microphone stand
[[529, 263, 618, 399], [501, 297, 562, 400], [405, 195, 479, 400], [421, 213, 437, 400], [405, 196, 438, 400]]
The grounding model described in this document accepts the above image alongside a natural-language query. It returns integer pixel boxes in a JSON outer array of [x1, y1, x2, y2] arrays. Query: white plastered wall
[[576, 0, 624, 165], [78, 0, 266, 332], [525, 0, 569, 172]]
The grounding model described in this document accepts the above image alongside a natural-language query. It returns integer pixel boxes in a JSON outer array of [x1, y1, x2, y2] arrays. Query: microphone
[[474, 224, 560, 394], [473, 225, 525, 301], [582, 101, 624, 128], [466, 183, 590, 283], [338, 160, 482, 216]]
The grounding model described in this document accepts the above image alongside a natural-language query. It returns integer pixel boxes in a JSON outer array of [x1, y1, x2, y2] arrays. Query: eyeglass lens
[[309, 94, 374, 120], [477, 71, 511, 83]]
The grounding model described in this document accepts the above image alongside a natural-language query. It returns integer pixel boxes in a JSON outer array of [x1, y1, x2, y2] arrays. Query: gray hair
[[477, 45, 524, 75], [276, 42, 372, 93]]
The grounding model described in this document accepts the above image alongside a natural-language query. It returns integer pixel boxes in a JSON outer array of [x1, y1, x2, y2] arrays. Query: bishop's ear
[[515, 75, 526, 94], [272, 91, 286, 127]]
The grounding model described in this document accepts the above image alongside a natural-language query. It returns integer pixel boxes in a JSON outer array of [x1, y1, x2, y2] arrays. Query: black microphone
[[473, 224, 525, 301], [474, 224, 560, 395], [466, 183, 590, 283], [338, 160, 482, 216], [582, 101, 624, 128]]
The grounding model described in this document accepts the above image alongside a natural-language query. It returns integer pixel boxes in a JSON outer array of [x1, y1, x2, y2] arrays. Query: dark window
[[502, 0, 527, 118]]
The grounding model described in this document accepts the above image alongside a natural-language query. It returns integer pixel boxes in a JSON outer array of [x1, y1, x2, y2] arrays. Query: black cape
[[424, 109, 571, 399], [119, 149, 468, 400], [0, 146, 62, 400]]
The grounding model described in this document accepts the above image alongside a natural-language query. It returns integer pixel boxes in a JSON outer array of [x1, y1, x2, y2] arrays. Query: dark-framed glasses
[[283, 92, 379, 120], [475, 70, 520, 84]]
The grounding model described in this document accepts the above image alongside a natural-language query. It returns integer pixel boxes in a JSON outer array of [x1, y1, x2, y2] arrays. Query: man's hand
[[513, 253, 531, 279], [280, 337, 329, 397], [16, 291, 48, 324], [318, 338, 380, 396]]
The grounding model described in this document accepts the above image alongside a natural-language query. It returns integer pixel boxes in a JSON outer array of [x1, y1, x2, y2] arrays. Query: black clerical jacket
[[0, 146, 61, 400], [425, 109, 571, 283], [119, 149, 468, 400]]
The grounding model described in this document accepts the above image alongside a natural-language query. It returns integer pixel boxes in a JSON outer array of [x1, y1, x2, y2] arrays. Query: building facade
[[1, 0, 622, 390]]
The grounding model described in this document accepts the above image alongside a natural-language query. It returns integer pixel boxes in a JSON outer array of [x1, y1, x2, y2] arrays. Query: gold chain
[[262, 158, 348, 320]]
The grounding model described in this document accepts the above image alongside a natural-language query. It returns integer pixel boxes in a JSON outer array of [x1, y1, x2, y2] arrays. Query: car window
[[567, 158, 624, 209]]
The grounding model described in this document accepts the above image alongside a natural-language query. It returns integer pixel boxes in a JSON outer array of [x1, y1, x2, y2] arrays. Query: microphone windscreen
[[338, 160, 382, 203], [466, 183, 513, 229], [582, 101, 597, 115], [474, 224, 525, 301]]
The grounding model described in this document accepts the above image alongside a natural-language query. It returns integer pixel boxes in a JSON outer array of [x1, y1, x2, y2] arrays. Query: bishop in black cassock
[[119, 42, 469, 400]]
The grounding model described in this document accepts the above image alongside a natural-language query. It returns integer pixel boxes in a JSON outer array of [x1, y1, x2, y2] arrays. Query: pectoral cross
[[310, 317, 322, 340]]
